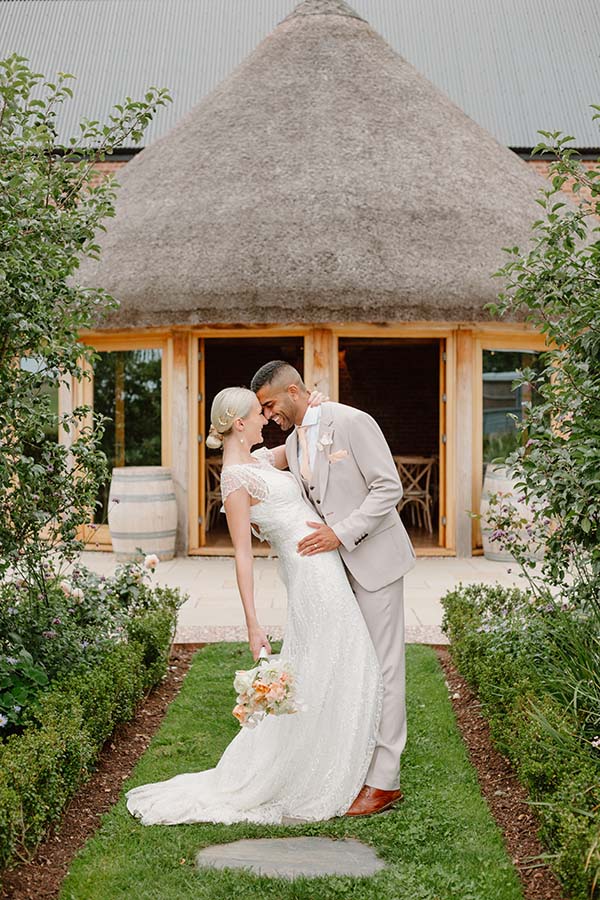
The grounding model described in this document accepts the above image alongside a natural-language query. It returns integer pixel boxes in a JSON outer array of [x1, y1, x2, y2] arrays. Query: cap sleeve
[[220, 465, 269, 506]]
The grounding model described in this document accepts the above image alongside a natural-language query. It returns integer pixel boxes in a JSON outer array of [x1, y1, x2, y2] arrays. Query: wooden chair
[[394, 455, 437, 534], [205, 457, 223, 532]]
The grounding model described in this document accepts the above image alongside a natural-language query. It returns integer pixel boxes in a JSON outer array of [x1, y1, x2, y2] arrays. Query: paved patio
[[76, 551, 526, 645]]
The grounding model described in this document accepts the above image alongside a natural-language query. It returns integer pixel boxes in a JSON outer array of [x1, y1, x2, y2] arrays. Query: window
[[93, 348, 162, 522], [482, 349, 542, 468]]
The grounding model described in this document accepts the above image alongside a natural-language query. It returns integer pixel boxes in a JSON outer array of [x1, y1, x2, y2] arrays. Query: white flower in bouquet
[[232, 653, 301, 728], [233, 667, 258, 695]]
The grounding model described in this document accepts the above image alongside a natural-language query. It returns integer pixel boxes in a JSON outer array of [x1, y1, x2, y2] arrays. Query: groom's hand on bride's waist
[[297, 521, 341, 556]]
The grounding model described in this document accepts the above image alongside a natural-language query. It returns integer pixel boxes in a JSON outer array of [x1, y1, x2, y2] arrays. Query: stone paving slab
[[195, 836, 386, 879], [74, 551, 532, 646]]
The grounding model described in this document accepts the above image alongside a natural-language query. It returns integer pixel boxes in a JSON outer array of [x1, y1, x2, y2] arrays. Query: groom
[[251, 360, 416, 817]]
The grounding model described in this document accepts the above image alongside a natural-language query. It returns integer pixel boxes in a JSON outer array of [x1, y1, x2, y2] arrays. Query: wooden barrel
[[107, 466, 178, 562], [480, 464, 519, 562]]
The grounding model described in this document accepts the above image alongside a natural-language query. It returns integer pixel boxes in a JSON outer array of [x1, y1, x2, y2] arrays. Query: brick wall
[[88, 159, 128, 188], [528, 158, 597, 203]]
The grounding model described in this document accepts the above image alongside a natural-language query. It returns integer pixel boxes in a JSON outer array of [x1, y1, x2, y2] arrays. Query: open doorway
[[199, 336, 304, 550], [338, 338, 446, 550]]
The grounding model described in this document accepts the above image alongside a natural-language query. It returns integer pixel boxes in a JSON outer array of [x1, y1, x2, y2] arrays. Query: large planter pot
[[107, 466, 178, 561], [480, 464, 544, 563]]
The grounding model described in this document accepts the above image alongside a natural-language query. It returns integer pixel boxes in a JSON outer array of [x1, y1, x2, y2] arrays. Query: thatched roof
[[78, 0, 549, 327]]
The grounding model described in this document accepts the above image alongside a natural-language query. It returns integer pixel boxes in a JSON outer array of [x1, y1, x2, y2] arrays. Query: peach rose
[[232, 704, 247, 723]]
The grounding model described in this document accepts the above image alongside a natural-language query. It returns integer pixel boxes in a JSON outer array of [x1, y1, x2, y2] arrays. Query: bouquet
[[232, 649, 300, 729]]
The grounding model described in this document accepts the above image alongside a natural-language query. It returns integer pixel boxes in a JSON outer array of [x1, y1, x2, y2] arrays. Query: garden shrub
[[0, 605, 176, 875], [0, 54, 181, 884], [442, 582, 600, 899]]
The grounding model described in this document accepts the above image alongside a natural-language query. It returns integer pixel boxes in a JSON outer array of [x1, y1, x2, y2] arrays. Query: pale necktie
[[297, 425, 312, 482]]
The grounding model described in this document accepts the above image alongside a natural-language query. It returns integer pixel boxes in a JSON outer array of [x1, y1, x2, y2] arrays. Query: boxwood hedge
[[0, 606, 175, 875]]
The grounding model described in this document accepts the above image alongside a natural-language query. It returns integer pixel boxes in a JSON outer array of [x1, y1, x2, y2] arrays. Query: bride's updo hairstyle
[[206, 387, 256, 450]]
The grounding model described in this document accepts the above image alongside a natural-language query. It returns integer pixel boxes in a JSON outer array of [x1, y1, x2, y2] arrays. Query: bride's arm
[[268, 445, 288, 469], [224, 488, 271, 660]]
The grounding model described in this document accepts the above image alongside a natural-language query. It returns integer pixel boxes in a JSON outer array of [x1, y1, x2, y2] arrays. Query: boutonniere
[[316, 431, 334, 451], [328, 449, 349, 464]]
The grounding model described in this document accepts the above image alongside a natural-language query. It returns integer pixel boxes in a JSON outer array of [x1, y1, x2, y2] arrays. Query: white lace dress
[[125, 448, 383, 825]]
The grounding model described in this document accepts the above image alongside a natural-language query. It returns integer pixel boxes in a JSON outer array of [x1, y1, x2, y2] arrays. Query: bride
[[125, 387, 383, 825]]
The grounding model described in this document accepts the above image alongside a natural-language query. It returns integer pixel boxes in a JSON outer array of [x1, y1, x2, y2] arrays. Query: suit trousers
[[345, 570, 406, 791]]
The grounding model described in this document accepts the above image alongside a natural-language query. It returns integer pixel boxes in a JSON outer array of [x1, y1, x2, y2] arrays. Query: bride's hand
[[308, 389, 329, 407], [248, 625, 271, 661]]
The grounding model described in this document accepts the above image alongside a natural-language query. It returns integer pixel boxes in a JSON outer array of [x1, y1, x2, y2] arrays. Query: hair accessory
[[217, 406, 236, 428]]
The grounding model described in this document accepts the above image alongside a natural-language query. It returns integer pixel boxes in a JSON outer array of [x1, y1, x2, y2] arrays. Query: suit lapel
[[286, 429, 309, 499], [312, 403, 335, 502]]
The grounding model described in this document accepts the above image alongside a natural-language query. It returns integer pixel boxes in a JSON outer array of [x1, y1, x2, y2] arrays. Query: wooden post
[[306, 328, 337, 398], [168, 333, 190, 554], [455, 329, 474, 557], [114, 352, 125, 466]]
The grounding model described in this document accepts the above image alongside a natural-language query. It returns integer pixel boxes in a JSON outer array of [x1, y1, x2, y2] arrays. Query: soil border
[[435, 646, 566, 900]]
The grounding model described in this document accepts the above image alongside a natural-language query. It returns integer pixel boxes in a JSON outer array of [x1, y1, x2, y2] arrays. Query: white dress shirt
[[297, 404, 321, 472]]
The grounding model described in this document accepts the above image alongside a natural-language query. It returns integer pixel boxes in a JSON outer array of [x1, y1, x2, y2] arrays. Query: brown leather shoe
[[345, 785, 404, 817]]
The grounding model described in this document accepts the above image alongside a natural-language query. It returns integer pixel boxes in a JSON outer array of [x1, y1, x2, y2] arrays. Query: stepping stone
[[196, 836, 386, 879]]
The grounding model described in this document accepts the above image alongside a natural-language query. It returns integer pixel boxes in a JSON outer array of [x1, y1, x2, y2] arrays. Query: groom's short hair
[[251, 360, 305, 393]]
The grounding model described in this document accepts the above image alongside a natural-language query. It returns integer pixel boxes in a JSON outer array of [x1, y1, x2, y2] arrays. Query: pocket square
[[328, 449, 349, 463]]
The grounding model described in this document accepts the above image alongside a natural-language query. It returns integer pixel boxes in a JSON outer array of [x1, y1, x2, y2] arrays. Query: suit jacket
[[285, 401, 416, 592]]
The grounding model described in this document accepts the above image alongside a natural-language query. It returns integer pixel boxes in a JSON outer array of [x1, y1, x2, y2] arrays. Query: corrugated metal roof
[[1, 0, 599, 149]]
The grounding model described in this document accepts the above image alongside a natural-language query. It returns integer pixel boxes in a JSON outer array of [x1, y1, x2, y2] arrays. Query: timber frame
[[68, 321, 547, 558]]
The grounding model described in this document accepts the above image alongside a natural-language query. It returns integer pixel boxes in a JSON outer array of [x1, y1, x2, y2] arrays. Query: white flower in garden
[[144, 554, 160, 570], [592, 736, 600, 750], [70, 587, 84, 603], [60, 580, 72, 597], [0, 714, 7, 728]]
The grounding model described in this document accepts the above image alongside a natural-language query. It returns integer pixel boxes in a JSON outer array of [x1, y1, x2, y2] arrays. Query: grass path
[[60, 644, 525, 900]]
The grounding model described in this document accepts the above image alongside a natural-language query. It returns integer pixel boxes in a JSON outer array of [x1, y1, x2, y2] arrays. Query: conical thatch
[[78, 0, 549, 328]]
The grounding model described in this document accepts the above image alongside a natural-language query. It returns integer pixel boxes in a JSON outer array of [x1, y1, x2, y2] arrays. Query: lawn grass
[[60, 644, 525, 900]]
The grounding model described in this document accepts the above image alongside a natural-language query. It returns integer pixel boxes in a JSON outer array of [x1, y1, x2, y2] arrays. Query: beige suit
[[285, 401, 416, 790]]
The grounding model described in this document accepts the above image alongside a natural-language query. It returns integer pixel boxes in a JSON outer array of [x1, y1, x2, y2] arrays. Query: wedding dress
[[126, 448, 383, 825]]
